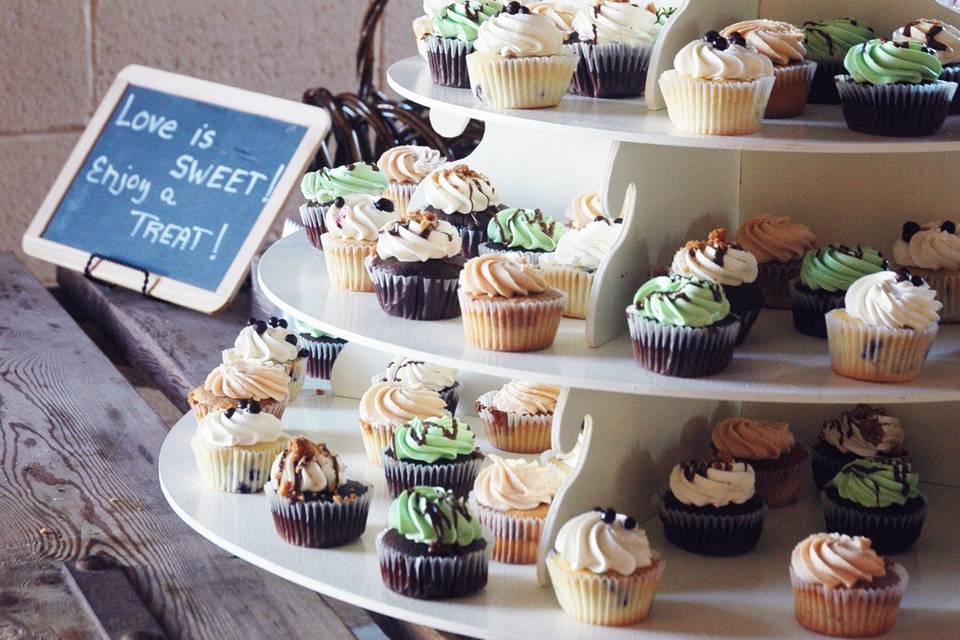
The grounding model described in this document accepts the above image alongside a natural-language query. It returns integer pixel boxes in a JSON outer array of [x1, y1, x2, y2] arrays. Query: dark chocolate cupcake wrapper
[[626, 309, 740, 378], [440, 381, 462, 414], [365, 258, 462, 320], [477, 242, 547, 266], [566, 41, 653, 98], [267, 484, 371, 548], [458, 225, 487, 259], [807, 58, 845, 104], [757, 260, 802, 310], [788, 278, 844, 339], [381, 453, 483, 499], [723, 281, 763, 345], [823, 494, 926, 555], [302, 337, 347, 380], [835, 75, 957, 137], [426, 36, 472, 89], [299, 203, 330, 250], [942, 64, 960, 114], [658, 497, 767, 556], [376, 531, 488, 599], [810, 447, 851, 490]]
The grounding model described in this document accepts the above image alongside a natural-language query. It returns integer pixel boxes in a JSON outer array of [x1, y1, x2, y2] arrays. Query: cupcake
[[222, 317, 308, 401], [377, 486, 487, 600], [803, 18, 875, 104], [626, 275, 740, 378], [824, 459, 926, 555], [382, 415, 484, 498], [458, 254, 565, 352], [547, 508, 664, 626], [659, 31, 775, 136], [413, 0, 450, 59], [295, 320, 347, 380], [426, 1, 503, 88], [894, 18, 960, 114], [372, 356, 461, 414], [541, 430, 584, 477], [526, 2, 577, 40], [321, 194, 397, 292], [358, 381, 449, 465], [479, 207, 565, 264], [476, 379, 559, 453], [422, 164, 502, 258], [190, 400, 286, 493], [735, 215, 817, 309], [366, 210, 465, 321], [187, 359, 289, 420], [711, 418, 809, 508], [539, 218, 622, 319], [376, 145, 446, 218], [826, 269, 941, 383], [473, 454, 561, 564], [567, 1, 659, 98], [564, 191, 609, 229], [836, 39, 955, 137], [791, 533, 907, 637], [789, 244, 887, 338], [298, 162, 389, 250], [466, 2, 578, 109], [670, 228, 761, 344], [658, 457, 767, 556], [720, 20, 816, 118], [812, 405, 906, 490], [266, 437, 371, 548], [893, 219, 960, 322]]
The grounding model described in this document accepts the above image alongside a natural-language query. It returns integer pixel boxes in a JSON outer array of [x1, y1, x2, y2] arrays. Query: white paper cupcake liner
[[320, 233, 376, 292], [458, 289, 565, 353], [286, 357, 306, 401], [476, 390, 553, 453], [381, 452, 484, 499], [466, 52, 577, 109], [539, 263, 593, 319], [190, 436, 284, 494], [299, 203, 331, 250], [266, 483, 371, 548], [825, 310, 938, 383], [358, 420, 395, 466], [385, 182, 418, 218], [376, 530, 489, 599], [566, 41, 653, 98], [659, 71, 775, 135], [475, 502, 546, 565]]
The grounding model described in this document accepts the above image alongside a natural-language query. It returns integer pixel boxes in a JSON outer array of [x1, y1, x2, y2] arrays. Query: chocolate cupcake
[[266, 437, 370, 548], [426, 1, 503, 88], [658, 457, 767, 556], [298, 162, 389, 250], [366, 210, 465, 321], [295, 319, 347, 380], [824, 459, 926, 555], [372, 357, 461, 414], [670, 228, 762, 344], [734, 215, 817, 309], [894, 18, 960, 114], [812, 405, 906, 490], [377, 486, 487, 599], [478, 207, 565, 265], [803, 18, 875, 104], [382, 415, 484, 498], [626, 274, 740, 378], [422, 164, 502, 258]]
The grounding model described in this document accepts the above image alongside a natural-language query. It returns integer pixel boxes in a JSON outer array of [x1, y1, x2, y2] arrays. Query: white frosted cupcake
[[547, 508, 664, 626], [222, 317, 308, 401], [372, 357, 461, 414], [422, 164, 502, 258], [473, 454, 562, 564], [190, 400, 287, 493], [564, 191, 609, 229], [467, 4, 578, 108], [827, 269, 941, 383], [476, 379, 560, 453], [541, 430, 584, 477], [540, 218, 621, 319], [892, 220, 960, 322], [357, 381, 449, 465], [320, 194, 397, 292], [659, 31, 775, 135], [376, 145, 446, 217], [894, 18, 960, 114]]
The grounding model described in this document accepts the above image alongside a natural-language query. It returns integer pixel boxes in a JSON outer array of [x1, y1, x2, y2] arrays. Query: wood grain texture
[[0, 253, 355, 639]]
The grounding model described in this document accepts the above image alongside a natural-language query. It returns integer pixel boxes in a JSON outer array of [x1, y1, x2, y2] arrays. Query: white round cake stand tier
[[160, 395, 960, 639]]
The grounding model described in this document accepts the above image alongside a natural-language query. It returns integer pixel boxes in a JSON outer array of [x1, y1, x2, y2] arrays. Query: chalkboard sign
[[24, 65, 328, 313]]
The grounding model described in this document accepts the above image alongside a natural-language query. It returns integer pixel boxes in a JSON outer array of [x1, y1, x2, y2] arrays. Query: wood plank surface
[[0, 253, 356, 639]]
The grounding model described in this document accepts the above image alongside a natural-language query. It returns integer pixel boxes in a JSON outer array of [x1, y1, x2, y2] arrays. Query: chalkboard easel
[[22, 65, 329, 313]]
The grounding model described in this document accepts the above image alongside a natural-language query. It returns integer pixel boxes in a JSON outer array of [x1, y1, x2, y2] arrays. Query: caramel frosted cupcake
[[357, 381, 448, 465], [539, 218, 622, 319], [564, 191, 609, 229], [422, 164, 502, 258], [893, 219, 960, 322], [790, 533, 907, 637], [812, 405, 906, 489], [187, 359, 290, 420], [711, 418, 809, 508], [473, 454, 562, 564], [458, 254, 565, 352], [372, 357, 461, 414], [476, 379, 559, 453], [547, 508, 664, 626], [376, 145, 446, 217], [321, 194, 397, 291], [222, 317, 308, 401], [670, 228, 761, 344], [735, 215, 817, 309]]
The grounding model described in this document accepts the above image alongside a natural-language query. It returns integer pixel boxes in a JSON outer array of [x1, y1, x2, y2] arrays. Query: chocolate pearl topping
[[375, 197, 395, 212], [902, 221, 921, 242], [941, 220, 956, 234], [704, 30, 728, 50], [284, 334, 298, 345], [505, 1, 529, 15]]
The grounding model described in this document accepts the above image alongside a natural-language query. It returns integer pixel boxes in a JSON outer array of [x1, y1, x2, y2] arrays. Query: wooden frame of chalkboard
[[22, 65, 329, 313]]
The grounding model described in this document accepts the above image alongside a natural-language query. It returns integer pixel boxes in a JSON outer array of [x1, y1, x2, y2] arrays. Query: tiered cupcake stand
[[160, 1, 960, 637]]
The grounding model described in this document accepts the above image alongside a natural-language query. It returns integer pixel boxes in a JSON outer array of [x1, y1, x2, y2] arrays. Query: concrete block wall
[[1, 0, 418, 283]]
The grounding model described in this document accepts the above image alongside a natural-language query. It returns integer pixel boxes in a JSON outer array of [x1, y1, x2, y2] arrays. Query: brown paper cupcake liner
[[376, 531, 488, 600], [475, 502, 546, 565], [790, 564, 907, 637], [381, 453, 483, 499], [753, 458, 808, 509], [190, 436, 285, 494], [540, 263, 593, 319], [757, 260, 802, 309], [835, 75, 957, 137], [266, 483, 371, 548], [476, 390, 553, 454], [566, 41, 653, 98], [385, 182, 417, 218], [900, 266, 959, 323], [659, 71, 775, 135], [823, 493, 926, 555], [458, 289, 565, 352], [626, 310, 739, 378], [366, 258, 462, 320], [825, 310, 938, 383], [426, 35, 473, 89], [299, 203, 330, 250], [466, 52, 578, 109], [766, 61, 817, 118], [321, 233, 376, 292]]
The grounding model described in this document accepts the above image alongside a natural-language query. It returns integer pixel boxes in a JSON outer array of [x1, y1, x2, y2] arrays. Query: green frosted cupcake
[[299, 162, 389, 250], [625, 274, 740, 378], [478, 207, 564, 265], [803, 17, 875, 103], [427, 1, 503, 88], [824, 459, 926, 555], [789, 244, 887, 338]]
